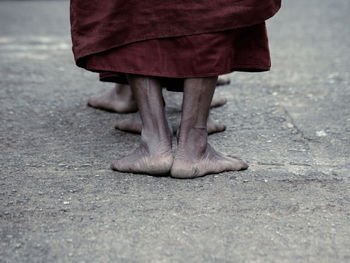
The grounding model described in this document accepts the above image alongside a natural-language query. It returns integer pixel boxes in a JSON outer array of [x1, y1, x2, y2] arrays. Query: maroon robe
[[70, 0, 281, 66], [91, 23, 272, 89]]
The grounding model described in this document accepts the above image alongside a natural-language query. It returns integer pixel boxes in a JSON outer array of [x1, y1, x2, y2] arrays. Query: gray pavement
[[1, 0, 350, 262]]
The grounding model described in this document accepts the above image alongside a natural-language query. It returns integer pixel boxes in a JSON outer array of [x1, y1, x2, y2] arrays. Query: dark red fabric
[[70, 0, 281, 65], [88, 23, 270, 83]]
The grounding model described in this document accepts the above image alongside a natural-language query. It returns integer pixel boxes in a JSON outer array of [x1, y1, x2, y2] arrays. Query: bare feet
[[115, 114, 142, 134], [111, 140, 173, 175], [171, 77, 247, 179], [88, 84, 138, 113], [210, 97, 227, 108], [207, 117, 226, 134], [115, 114, 226, 135], [111, 75, 173, 175], [171, 143, 248, 179]]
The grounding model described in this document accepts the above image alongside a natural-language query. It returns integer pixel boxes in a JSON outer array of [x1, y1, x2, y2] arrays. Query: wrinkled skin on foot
[[88, 84, 138, 113], [115, 115, 225, 135], [111, 74, 245, 178], [171, 143, 248, 179], [111, 143, 173, 175]]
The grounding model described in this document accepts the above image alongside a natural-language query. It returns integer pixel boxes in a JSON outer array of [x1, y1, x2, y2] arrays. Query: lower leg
[[114, 85, 226, 134], [171, 77, 247, 178], [88, 76, 229, 113], [111, 75, 173, 175], [115, 112, 225, 135]]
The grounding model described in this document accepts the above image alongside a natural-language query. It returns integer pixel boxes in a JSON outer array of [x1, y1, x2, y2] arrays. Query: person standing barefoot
[[171, 78, 248, 178], [70, 0, 281, 177], [110, 76, 174, 175], [111, 75, 247, 177]]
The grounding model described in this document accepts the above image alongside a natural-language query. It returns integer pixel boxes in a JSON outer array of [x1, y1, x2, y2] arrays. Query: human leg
[[88, 76, 228, 113], [115, 114, 225, 135], [110, 75, 173, 175], [113, 78, 227, 134], [171, 77, 247, 178]]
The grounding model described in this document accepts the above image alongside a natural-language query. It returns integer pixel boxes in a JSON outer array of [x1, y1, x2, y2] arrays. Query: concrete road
[[1, 0, 349, 262]]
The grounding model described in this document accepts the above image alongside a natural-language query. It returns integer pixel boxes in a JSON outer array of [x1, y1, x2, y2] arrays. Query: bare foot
[[207, 117, 226, 134], [88, 84, 138, 113], [216, 76, 231, 86], [171, 144, 248, 179], [210, 97, 227, 108], [115, 114, 142, 134], [111, 74, 174, 176], [115, 114, 225, 135], [170, 76, 245, 179], [111, 143, 173, 175]]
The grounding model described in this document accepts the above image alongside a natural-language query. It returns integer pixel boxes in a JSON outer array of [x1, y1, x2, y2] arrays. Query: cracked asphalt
[[1, 0, 350, 262]]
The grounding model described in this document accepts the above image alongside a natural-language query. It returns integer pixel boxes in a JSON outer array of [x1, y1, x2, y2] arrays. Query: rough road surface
[[1, 0, 349, 262]]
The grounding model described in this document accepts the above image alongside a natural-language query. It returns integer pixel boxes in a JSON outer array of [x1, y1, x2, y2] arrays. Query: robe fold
[[71, 0, 281, 64], [70, 0, 281, 83]]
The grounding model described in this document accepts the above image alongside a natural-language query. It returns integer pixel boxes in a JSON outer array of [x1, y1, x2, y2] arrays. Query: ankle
[[115, 85, 135, 101], [141, 130, 172, 152], [177, 126, 208, 157]]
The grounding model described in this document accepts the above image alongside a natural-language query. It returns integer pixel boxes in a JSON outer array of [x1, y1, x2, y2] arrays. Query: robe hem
[[82, 63, 271, 80], [73, 19, 279, 66]]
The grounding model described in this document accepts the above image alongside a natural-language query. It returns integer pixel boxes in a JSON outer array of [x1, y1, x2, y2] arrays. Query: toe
[[240, 160, 249, 170], [217, 124, 226, 132], [114, 122, 126, 131], [110, 160, 118, 171], [87, 98, 97, 107], [211, 98, 227, 108]]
